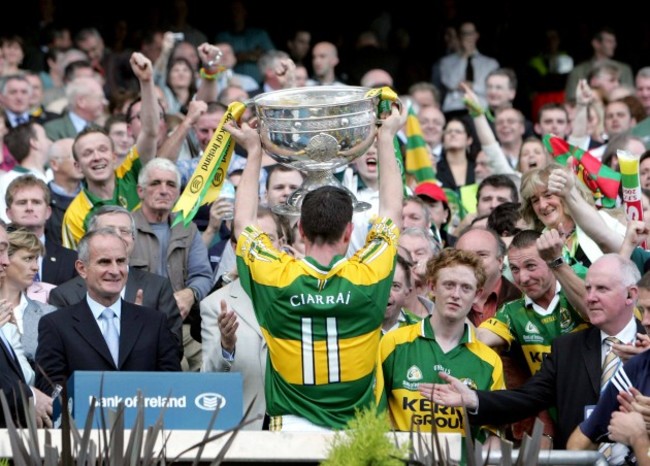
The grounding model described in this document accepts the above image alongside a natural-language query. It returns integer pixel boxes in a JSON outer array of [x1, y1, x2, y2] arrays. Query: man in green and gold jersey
[[477, 229, 588, 376], [376, 248, 504, 448], [62, 52, 163, 250], [228, 105, 407, 431], [476, 229, 589, 445]]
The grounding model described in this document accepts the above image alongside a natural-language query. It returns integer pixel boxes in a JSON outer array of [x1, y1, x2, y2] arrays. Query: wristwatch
[[547, 257, 564, 269]]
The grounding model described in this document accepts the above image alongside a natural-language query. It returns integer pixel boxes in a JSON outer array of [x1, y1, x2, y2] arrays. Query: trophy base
[[271, 171, 372, 217]]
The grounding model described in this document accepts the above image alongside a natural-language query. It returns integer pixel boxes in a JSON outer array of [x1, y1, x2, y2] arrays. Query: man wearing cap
[[414, 181, 453, 247]]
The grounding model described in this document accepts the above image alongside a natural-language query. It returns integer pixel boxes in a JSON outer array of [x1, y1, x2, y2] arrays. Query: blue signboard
[[57, 372, 243, 430]]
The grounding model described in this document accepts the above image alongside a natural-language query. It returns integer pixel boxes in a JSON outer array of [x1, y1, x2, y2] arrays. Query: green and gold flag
[[405, 105, 436, 183]]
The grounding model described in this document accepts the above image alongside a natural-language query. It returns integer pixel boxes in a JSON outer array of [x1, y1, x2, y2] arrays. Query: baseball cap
[[414, 182, 448, 204]]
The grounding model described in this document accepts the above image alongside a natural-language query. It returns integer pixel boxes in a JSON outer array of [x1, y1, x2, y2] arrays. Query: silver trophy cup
[[252, 86, 385, 216]]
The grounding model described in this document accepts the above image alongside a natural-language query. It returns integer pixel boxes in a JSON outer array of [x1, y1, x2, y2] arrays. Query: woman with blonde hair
[[520, 162, 625, 270], [0, 228, 56, 384]]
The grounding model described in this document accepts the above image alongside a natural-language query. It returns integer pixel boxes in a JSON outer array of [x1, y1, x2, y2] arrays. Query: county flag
[[404, 105, 436, 183], [543, 135, 621, 208]]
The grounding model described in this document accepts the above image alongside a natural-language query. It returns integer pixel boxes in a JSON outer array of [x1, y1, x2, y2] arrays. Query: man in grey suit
[[200, 206, 283, 430], [43, 76, 106, 141], [48, 206, 183, 351]]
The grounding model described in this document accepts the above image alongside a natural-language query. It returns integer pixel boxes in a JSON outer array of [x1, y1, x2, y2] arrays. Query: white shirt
[[524, 281, 562, 316], [0, 168, 51, 223], [599, 316, 638, 365]]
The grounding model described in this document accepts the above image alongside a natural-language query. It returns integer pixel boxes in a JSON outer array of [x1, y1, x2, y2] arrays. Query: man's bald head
[[360, 69, 393, 88]]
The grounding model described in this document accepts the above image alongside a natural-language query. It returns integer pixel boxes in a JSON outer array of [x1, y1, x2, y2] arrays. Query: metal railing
[[482, 450, 608, 465]]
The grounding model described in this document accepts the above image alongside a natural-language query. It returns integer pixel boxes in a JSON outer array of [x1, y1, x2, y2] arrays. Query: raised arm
[[547, 164, 623, 253], [536, 229, 588, 320], [157, 99, 207, 160], [376, 105, 407, 228], [130, 52, 160, 164], [620, 220, 649, 259], [195, 43, 222, 104], [276, 58, 297, 89], [153, 32, 175, 87], [567, 79, 594, 149], [227, 121, 263, 238], [462, 82, 516, 176]]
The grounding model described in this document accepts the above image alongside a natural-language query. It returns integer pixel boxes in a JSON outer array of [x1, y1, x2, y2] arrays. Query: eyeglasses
[[108, 226, 134, 238]]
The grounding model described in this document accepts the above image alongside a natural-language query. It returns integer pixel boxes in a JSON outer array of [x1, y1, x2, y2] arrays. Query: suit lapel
[[42, 253, 55, 283], [582, 327, 602, 395], [118, 300, 144, 367], [66, 115, 77, 137], [72, 301, 116, 367], [124, 270, 138, 303], [0, 332, 25, 382], [582, 320, 646, 394]]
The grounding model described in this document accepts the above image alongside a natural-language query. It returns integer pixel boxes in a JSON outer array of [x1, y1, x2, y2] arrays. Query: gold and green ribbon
[[365, 86, 399, 116], [172, 101, 247, 227]]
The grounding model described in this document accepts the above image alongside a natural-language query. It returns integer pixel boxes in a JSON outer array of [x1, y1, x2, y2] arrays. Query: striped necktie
[[599, 336, 622, 461], [600, 336, 621, 391]]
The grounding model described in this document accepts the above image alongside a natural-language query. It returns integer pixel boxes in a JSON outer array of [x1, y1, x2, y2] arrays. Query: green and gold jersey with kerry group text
[[376, 320, 504, 442]]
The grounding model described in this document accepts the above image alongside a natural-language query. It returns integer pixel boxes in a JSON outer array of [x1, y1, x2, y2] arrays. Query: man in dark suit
[[5, 174, 77, 285], [0, 223, 52, 428], [422, 253, 645, 449], [1, 75, 34, 128], [35, 228, 181, 393], [48, 206, 183, 350]]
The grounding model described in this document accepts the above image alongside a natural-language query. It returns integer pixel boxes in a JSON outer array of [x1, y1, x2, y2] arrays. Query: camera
[[171, 32, 185, 43]]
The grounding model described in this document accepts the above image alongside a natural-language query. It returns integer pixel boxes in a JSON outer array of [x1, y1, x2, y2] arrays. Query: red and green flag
[[543, 135, 621, 208]]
